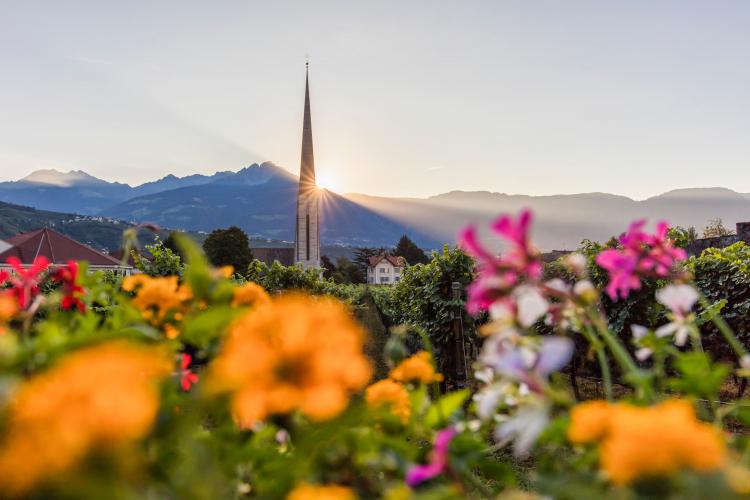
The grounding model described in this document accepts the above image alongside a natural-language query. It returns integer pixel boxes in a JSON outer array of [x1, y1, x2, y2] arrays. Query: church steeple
[[300, 62, 315, 189], [294, 62, 320, 269]]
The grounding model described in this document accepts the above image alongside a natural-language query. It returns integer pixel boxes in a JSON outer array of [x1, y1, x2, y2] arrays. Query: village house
[[0, 228, 133, 275], [366, 253, 406, 285]]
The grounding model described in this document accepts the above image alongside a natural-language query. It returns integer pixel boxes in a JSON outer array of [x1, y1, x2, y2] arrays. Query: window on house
[[380, 277, 389, 284], [380, 267, 388, 273]]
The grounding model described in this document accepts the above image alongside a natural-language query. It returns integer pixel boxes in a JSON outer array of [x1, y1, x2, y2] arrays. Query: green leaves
[[424, 389, 469, 429], [669, 352, 729, 400]]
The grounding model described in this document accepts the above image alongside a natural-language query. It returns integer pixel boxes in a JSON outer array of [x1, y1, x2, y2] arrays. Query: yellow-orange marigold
[[389, 351, 443, 384], [287, 483, 356, 500], [568, 399, 727, 485], [206, 294, 372, 427], [0, 341, 171, 496], [232, 282, 271, 308], [365, 379, 411, 423], [0, 292, 18, 334], [123, 275, 192, 320]]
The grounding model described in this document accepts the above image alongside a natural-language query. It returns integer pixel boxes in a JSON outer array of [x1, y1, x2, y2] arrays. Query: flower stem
[[582, 324, 613, 401]]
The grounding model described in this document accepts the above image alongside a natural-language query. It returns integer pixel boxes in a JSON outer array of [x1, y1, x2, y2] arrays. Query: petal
[[535, 337, 574, 376]]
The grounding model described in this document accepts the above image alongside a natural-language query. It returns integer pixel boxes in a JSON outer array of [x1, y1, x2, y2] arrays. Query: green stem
[[688, 324, 704, 353], [581, 325, 613, 401], [587, 308, 639, 375]]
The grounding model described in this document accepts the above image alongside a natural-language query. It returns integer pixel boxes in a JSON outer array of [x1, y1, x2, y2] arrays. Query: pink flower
[[595, 220, 686, 301], [595, 249, 641, 300], [178, 354, 199, 391], [52, 260, 86, 312], [406, 427, 457, 487], [0, 256, 50, 309], [459, 209, 542, 315]]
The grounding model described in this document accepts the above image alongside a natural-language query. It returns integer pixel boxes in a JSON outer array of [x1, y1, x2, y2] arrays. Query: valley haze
[[1, 166, 749, 252]]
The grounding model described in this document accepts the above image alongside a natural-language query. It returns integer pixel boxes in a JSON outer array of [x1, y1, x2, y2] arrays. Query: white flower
[[655, 321, 690, 347], [564, 253, 588, 276], [473, 384, 505, 420], [656, 284, 699, 316], [495, 402, 550, 457], [514, 285, 548, 328], [631, 324, 653, 361], [545, 278, 570, 294]]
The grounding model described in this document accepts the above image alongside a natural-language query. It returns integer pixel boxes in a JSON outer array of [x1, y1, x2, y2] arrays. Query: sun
[[316, 171, 339, 192]]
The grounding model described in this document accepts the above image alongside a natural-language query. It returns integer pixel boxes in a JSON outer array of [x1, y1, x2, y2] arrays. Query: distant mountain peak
[[648, 187, 745, 201], [20, 169, 107, 187]]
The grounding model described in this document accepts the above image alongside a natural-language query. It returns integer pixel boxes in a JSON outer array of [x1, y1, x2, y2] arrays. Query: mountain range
[[2, 165, 750, 251]]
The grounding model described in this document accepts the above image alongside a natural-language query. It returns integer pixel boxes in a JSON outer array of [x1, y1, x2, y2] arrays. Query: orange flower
[[0, 341, 171, 496], [389, 351, 443, 384], [0, 292, 17, 334], [232, 282, 271, 308], [122, 275, 192, 337], [365, 379, 411, 423], [206, 294, 372, 427], [567, 400, 611, 443], [568, 399, 726, 485], [287, 483, 356, 500]]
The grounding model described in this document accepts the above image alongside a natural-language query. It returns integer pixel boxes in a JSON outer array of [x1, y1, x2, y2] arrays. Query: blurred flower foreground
[[1, 216, 750, 499]]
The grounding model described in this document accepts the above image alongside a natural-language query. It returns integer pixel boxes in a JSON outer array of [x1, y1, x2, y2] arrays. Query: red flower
[[52, 260, 86, 312], [178, 354, 199, 391], [0, 256, 50, 309]]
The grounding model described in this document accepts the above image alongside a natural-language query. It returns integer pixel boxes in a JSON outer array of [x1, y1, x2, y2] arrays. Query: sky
[[0, 1, 748, 199]]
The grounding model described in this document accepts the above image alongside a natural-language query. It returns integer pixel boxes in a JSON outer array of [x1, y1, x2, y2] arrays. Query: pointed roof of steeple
[[300, 63, 316, 188]]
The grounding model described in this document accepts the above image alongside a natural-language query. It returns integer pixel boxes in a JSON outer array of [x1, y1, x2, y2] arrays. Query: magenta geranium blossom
[[595, 220, 686, 301], [459, 209, 542, 315], [406, 427, 457, 487]]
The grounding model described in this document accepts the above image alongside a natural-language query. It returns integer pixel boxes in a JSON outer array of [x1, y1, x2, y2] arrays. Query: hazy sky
[[0, 1, 748, 199]]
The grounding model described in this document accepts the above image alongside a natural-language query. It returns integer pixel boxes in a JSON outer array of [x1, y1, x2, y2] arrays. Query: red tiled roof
[[0, 228, 124, 266], [368, 254, 406, 267]]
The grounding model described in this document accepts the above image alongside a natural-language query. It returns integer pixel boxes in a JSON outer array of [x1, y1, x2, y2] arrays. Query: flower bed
[[0, 215, 749, 498]]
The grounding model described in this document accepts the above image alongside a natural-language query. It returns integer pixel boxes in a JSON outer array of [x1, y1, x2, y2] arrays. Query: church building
[[294, 63, 321, 269]]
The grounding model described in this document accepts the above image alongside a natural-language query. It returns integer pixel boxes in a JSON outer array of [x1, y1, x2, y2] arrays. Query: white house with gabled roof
[[366, 253, 406, 285]]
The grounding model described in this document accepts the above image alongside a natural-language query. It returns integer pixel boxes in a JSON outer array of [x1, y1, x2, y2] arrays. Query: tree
[[332, 256, 364, 284], [320, 255, 336, 279], [163, 231, 188, 260], [393, 234, 429, 265], [668, 226, 698, 248], [703, 218, 733, 238], [353, 247, 380, 275], [202, 226, 254, 274]]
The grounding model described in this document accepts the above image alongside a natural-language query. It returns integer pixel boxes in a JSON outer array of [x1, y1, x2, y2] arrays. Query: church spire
[[294, 62, 320, 269], [299, 62, 315, 189]]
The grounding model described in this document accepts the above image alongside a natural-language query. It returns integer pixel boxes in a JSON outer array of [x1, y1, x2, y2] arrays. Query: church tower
[[294, 63, 320, 269]]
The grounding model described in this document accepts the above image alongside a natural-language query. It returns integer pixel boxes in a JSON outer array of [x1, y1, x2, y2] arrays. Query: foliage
[[320, 255, 336, 279], [668, 225, 698, 248], [688, 242, 750, 359], [132, 238, 183, 277], [164, 230, 189, 261], [5, 213, 750, 499], [353, 246, 380, 276], [331, 256, 365, 284], [202, 226, 254, 274], [703, 217, 733, 238], [383, 245, 479, 379], [393, 234, 430, 265]]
